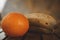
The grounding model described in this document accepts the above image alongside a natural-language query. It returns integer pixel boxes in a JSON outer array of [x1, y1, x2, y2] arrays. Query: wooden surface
[[1, 0, 60, 40], [4, 33, 60, 40], [3, 25, 60, 40]]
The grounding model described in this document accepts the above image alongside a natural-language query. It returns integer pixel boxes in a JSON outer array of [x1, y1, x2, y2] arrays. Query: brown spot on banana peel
[[24, 13, 57, 30]]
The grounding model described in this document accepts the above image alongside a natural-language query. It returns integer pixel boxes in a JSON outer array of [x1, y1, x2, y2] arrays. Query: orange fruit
[[1, 12, 29, 37]]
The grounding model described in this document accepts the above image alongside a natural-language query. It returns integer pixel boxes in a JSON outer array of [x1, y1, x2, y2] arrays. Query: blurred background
[[0, 0, 60, 40], [0, 0, 60, 20]]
